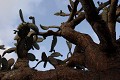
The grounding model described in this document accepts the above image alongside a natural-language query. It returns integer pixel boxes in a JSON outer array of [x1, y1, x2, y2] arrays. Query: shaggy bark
[[0, 0, 120, 80]]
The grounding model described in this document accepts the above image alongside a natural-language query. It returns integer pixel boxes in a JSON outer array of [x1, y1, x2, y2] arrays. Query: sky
[[0, 0, 120, 71]]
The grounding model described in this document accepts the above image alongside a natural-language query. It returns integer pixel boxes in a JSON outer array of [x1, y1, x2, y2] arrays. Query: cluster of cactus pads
[[0, 9, 73, 70]]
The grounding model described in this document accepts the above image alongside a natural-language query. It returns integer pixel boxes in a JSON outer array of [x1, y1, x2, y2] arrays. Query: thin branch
[[67, 0, 79, 22], [71, 0, 110, 27], [38, 30, 61, 38], [108, 0, 118, 40]]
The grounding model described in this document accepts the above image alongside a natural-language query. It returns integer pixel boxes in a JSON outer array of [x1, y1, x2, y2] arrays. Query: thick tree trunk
[[1, 21, 120, 80], [0, 0, 120, 80], [0, 65, 120, 80]]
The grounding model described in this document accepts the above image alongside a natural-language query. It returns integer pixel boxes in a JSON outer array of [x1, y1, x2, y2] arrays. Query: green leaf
[[49, 36, 57, 52], [40, 24, 49, 30], [43, 61, 47, 68], [29, 16, 35, 24], [0, 45, 5, 50], [56, 59, 65, 65], [14, 34, 20, 40], [54, 12, 61, 16], [17, 25, 30, 38], [67, 52, 72, 58], [50, 52, 63, 57], [33, 35, 38, 42], [69, 0, 74, 8], [2, 47, 16, 57], [48, 57, 58, 68], [13, 30, 18, 34], [68, 5, 72, 12], [17, 23, 24, 30], [36, 37, 44, 43], [41, 52, 48, 62], [33, 42, 40, 50], [66, 40, 72, 52], [28, 23, 39, 34], [48, 26, 60, 29], [8, 58, 15, 69], [14, 43, 17, 46], [27, 31, 36, 37], [19, 9, 25, 22], [27, 53, 36, 61], [54, 10, 66, 16], [1, 57, 8, 70], [32, 60, 42, 69]]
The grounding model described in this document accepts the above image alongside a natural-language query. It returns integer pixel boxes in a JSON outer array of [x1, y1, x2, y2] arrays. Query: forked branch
[[60, 23, 95, 48], [79, 0, 115, 48], [70, 1, 110, 27], [67, 0, 79, 22], [108, 0, 118, 40]]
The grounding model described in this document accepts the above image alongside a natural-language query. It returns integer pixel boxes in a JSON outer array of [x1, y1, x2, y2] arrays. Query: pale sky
[[0, 0, 120, 71]]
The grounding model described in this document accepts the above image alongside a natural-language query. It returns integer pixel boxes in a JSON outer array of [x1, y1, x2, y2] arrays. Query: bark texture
[[0, 0, 120, 80]]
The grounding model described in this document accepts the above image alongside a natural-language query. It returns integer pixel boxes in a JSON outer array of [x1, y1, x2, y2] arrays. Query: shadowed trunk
[[0, 0, 120, 80]]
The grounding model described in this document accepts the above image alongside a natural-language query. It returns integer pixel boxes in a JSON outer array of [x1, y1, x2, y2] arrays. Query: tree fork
[[108, 0, 118, 40]]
